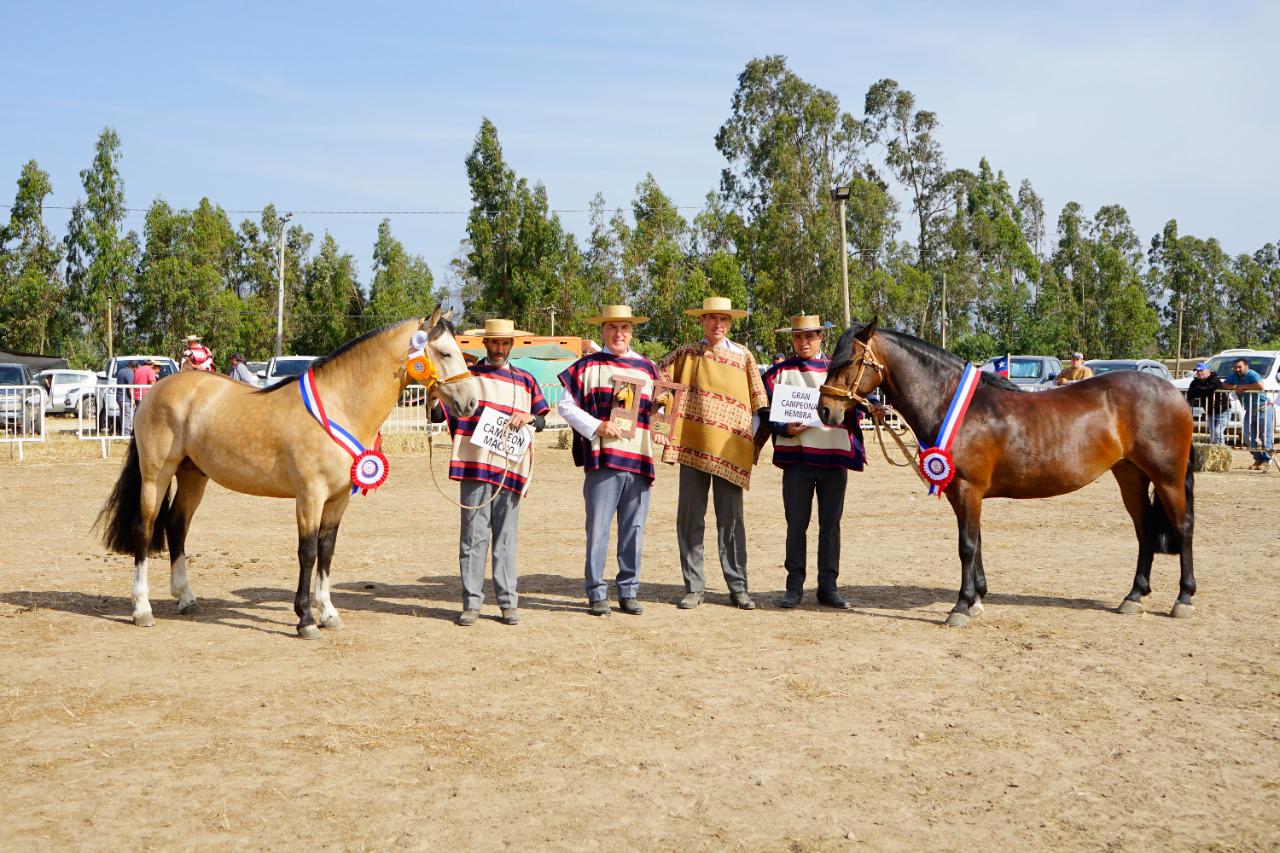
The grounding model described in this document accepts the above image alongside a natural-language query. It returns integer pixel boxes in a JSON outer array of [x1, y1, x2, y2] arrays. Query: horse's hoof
[[1117, 599, 1143, 615], [178, 601, 199, 615], [1170, 602, 1195, 619], [944, 611, 971, 628], [320, 614, 344, 631], [297, 624, 322, 640], [133, 612, 155, 628]]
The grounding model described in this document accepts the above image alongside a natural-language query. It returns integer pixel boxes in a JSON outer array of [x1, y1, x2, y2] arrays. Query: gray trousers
[[676, 464, 748, 594], [583, 467, 651, 602], [782, 464, 848, 593], [458, 479, 521, 610]]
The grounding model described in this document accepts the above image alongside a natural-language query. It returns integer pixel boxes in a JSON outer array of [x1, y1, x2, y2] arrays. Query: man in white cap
[[658, 296, 769, 610], [181, 335, 215, 372], [557, 305, 661, 616], [1055, 352, 1092, 385], [448, 318, 549, 626], [762, 314, 866, 609]]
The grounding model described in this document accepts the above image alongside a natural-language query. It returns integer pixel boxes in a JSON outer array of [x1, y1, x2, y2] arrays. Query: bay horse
[[97, 309, 479, 638], [818, 318, 1195, 626]]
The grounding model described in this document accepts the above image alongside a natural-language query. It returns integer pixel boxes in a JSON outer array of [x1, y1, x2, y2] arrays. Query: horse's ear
[[442, 307, 454, 323], [428, 306, 442, 328], [855, 315, 879, 342]]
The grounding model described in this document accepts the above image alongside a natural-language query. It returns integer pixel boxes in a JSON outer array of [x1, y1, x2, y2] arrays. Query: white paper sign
[[469, 406, 534, 462], [769, 385, 824, 427]]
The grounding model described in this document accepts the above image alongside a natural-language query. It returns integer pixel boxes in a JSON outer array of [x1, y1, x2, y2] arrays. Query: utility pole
[[547, 306, 557, 337], [831, 186, 852, 326], [941, 271, 948, 349], [1174, 292, 1185, 376], [274, 212, 293, 358], [106, 296, 114, 361]]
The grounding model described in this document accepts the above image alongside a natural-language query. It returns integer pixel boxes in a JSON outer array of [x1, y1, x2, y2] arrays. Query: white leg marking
[[170, 554, 197, 612], [314, 572, 341, 629], [132, 557, 154, 626]]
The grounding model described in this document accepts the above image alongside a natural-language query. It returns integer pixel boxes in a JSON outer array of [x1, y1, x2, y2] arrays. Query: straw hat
[[462, 318, 530, 339], [586, 304, 649, 326], [775, 313, 833, 334], [184, 334, 202, 342], [684, 296, 747, 319]]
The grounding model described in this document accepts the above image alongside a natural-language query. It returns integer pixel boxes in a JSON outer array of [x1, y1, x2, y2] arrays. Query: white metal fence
[[1184, 389, 1277, 453], [0, 385, 46, 460]]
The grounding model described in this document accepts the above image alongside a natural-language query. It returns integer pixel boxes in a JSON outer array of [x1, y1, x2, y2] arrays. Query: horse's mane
[[829, 324, 1021, 392], [260, 318, 427, 394]]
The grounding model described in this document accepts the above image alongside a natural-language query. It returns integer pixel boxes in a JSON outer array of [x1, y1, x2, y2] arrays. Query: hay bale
[[380, 432, 442, 455], [1190, 442, 1232, 473]]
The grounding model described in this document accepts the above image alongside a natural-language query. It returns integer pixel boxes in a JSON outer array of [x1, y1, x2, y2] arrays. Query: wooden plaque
[[608, 377, 644, 439], [649, 380, 688, 444]]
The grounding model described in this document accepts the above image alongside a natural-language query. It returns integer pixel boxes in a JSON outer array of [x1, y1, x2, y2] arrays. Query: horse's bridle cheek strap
[[819, 340, 885, 408], [438, 371, 473, 386]]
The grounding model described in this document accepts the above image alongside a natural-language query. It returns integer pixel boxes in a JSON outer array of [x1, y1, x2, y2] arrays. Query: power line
[[0, 200, 816, 217]]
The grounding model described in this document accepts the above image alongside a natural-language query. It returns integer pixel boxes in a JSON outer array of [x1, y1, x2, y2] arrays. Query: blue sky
[[3, 1, 1277, 294]]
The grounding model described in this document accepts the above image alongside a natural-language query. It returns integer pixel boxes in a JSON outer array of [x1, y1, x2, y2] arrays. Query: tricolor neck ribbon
[[918, 362, 980, 497], [300, 368, 389, 495]]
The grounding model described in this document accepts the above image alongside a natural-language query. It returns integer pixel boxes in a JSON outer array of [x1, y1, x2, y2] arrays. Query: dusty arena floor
[[2, 430, 1278, 850]]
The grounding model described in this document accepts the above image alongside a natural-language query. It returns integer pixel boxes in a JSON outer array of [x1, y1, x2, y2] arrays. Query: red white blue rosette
[[351, 449, 389, 492], [919, 447, 956, 494]]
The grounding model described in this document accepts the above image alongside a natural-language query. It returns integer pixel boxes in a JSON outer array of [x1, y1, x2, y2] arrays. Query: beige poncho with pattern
[[658, 341, 769, 489]]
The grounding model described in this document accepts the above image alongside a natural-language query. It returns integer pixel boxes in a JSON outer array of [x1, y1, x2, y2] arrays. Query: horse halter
[[819, 338, 886, 407]]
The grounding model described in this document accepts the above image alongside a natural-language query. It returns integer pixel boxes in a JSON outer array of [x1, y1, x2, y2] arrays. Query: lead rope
[[423, 378, 525, 511], [870, 408, 930, 487]]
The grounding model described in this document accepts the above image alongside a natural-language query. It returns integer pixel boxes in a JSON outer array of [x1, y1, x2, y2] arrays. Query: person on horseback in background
[[762, 314, 867, 610], [181, 335, 215, 372]]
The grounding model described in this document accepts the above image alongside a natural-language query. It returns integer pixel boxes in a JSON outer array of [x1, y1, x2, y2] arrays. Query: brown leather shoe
[[677, 592, 704, 609], [729, 591, 756, 610], [457, 609, 479, 626], [589, 598, 611, 617], [500, 607, 520, 625], [619, 597, 644, 615]]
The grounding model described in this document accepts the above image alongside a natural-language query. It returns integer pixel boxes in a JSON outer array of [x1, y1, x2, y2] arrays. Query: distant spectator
[[112, 362, 134, 433], [228, 353, 258, 385], [1055, 352, 1093, 385], [1221, 358, 1273, 471], [181, 334, 215, 372], [132, 359, 158, 401], [1186, 362, 1226, 445]]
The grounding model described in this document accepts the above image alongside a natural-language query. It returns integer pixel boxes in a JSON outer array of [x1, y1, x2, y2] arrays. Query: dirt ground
[[2, 428, 1278, 851]]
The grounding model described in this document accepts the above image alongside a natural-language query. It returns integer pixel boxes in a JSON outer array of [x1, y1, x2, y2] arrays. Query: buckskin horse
[[818, 318, 1195, 626], [97, 309, 479, 638]]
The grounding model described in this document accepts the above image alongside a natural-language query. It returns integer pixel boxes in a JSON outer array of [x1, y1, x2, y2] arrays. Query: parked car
[[0, 362, 47, 433], [261, 355, 319, 387], [245, 360, 268, 378], [35, 368, 98, 414], [77, 355, 181, 425], [983, 355, 1063, 391], [1084, 359, 1175, 383]]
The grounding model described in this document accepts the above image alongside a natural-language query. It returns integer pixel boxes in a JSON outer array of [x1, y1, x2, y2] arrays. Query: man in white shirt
[[557, 306, 661, 616]]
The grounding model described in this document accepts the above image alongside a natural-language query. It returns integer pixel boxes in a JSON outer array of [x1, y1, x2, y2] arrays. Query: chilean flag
[[986, 354, 1010, 378]]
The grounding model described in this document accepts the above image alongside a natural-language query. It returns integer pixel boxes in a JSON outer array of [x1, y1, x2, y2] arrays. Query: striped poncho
[[658, 340, 769, 489], [557, 351, 661, 481], [448, 362, 549, 495], [762, 356, 865, 471]]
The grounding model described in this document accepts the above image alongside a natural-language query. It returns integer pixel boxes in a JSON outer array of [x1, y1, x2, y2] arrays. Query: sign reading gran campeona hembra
[[768, 385, 823, 427]]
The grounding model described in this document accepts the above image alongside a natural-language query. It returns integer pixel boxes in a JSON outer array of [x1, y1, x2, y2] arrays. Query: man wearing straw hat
[[448, 318, 549, 626], [181, 334, 215, 372], [658, 296, 769, 610], [557, 305, 661, 617], [762, 314, 866, 610]]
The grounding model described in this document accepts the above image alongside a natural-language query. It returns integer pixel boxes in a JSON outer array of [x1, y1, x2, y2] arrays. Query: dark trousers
[[782, 464, 848, 593], [676, 464, 748, 594]]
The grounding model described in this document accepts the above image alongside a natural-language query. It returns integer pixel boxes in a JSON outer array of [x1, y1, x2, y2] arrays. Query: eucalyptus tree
[[63, 127, 139, 358], [715, 55, 864, 345], [0, 160, 65, 352], [366, 218, 441, 330]]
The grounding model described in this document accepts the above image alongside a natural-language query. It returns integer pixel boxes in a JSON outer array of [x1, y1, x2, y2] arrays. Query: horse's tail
[[1144, 447, 1194, 555], [97, 437, 169, 556]]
